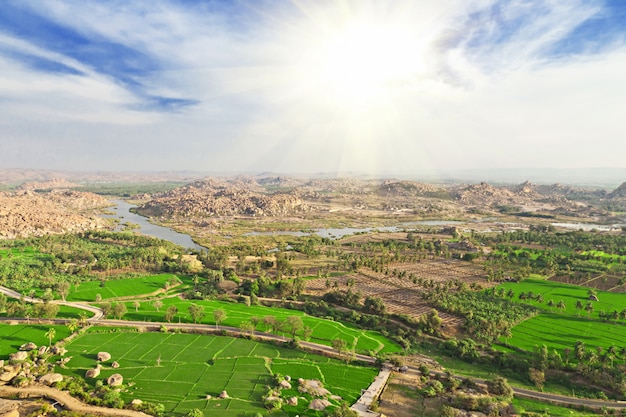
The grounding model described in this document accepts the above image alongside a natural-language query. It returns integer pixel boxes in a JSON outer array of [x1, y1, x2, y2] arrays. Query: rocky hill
[[376, 180, 437, 197], [0, 190, 110, 239], [608, 182, 626, 199], [454, 182, 527, 206], [137, 179, 308, 218]]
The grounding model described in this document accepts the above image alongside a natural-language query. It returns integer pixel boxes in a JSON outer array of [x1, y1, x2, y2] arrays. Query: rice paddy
[[60, 327, 378, 416]]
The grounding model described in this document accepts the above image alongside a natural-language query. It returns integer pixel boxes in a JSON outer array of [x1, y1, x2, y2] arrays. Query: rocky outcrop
[[85, 365, 101, 379], [137, 179, 308, 218], [19, 343, 36, 351], [8, 352, 27, 362], [0, 365, 20, 384], [308, 398, 331, 411], [298, 379, 330, 397], [39, 373, 63, 386], [97, 352, 111, 362], [376, 180, 437, 197], [0, 190, 109, 239], [107, 374, 123, 387]]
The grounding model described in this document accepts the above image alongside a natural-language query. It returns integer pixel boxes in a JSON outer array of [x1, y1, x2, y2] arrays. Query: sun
[[306, 20, 426, 104]]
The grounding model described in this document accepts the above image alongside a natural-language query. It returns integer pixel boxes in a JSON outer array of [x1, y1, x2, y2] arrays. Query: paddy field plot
[[0, 324, 70, 358], [120, 297, 401, 355], [495, 279, 626, 355], [61, 328, 378, 417], [66, 274, 179, 301]]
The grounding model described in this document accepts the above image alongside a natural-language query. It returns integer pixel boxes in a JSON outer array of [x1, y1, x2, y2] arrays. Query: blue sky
[[1, 0, 625, 176]]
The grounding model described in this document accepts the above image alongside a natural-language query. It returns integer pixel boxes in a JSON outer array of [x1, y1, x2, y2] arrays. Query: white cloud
[[0, 0, 625, 174]]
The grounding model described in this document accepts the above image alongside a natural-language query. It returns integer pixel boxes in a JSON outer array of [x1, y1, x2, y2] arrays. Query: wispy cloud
[[0, 0, 625, 174]]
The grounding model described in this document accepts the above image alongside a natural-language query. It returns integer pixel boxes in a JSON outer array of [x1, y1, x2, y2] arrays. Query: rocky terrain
[[135, 176, 622, 222], [1, 172, 624, 239], [137, 178, 309, 218], [0, 189, 110, 239]]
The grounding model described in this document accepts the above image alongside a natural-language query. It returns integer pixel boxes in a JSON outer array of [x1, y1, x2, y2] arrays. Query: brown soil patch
[[379, 373, 443, 417], [304, 257, 491, 337]]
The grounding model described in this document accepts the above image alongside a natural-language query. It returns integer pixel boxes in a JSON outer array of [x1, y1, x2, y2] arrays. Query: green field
[[116, 297, 401, 355], [512, 397, 603, 416], [495, 279, 626, 354], [0, 324, 70, 358], [61, 328, 378, 416], [66, 274, 179, 301]]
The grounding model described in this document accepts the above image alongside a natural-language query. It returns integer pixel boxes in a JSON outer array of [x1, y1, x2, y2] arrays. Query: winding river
[[103, 200, 207, 251]]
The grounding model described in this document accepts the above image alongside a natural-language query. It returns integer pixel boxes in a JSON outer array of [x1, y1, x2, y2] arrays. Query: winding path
[[2, 286, 626, 413], [0, 386, 150, 417]]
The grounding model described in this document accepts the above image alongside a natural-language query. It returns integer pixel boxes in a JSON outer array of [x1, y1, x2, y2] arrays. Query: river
[[103, 200, 207, 251]]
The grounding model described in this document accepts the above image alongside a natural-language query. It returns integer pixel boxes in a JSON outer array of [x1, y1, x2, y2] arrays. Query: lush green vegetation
[[512, 397, 603, 417], [477, 229, 626, 278], [60, 328, 378, 416], [0, 232, 184, 293], [111, 297, 401, 355], [493, 279, 626, 354], [495, 279, 626, 319], [0, 324, 70, 358], [3, 223, 626, 412], [74, 182, 188, 197], [67, 274, 179, 301]]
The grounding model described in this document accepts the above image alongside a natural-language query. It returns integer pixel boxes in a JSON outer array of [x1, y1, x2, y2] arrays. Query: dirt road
[[0, 386, 150, 417]]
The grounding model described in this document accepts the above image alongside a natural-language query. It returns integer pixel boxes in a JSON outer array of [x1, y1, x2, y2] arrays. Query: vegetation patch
[[494, 279, 626, 355], [0, 323, 69, 358], [66, 273, 179, 301]]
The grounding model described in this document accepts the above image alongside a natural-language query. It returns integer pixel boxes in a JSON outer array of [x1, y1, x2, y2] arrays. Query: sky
[[1, 0, 626, 177]]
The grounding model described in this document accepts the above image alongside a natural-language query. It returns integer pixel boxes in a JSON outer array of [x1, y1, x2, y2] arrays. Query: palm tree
[[502, 327, 513, 346], [557, 300, 566, 314], [45, 327, 56, 347], [585, 301, 594, 318], [67, 319, 78, 333], [575, 300, 583, 316]]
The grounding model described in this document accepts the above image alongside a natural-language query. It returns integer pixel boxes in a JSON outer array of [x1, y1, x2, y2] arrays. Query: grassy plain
[[61, 328, 378, 416], [495, 279, 626, 354]]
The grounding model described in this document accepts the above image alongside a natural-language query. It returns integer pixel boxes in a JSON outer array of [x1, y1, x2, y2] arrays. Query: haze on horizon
[[1, 0, 626, 178]]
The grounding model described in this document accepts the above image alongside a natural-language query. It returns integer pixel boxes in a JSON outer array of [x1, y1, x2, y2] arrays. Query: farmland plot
[[61, 329, 378, 416], [495, 279, 626, 355], [304, 258, 484, 330]]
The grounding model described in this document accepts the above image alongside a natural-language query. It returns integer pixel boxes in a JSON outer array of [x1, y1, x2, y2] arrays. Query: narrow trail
[[0, 386, 151, 417]]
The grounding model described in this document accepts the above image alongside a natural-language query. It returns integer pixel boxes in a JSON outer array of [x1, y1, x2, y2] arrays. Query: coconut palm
[[45, 327, 56, 347]]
